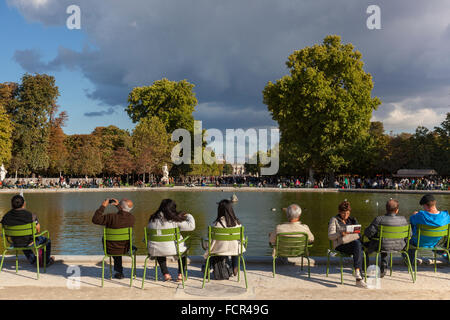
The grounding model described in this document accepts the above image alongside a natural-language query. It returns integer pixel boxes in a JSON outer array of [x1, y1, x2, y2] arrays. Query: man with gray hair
[[92, 198, 136, 279], [269, 204, 314, 257]]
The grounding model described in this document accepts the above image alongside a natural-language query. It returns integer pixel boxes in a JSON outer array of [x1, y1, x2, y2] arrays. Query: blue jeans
[[22, 236, 51, 264]]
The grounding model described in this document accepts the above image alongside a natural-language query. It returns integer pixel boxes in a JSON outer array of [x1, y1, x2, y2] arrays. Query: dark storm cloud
[[8, 0, 450, 132], [84, 107, 115, 117]]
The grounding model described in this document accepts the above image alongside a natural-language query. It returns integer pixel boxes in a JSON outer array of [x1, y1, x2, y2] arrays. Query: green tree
[[47, 109, 68, 176], [433, 113, 450, 175], [65, 134, 103, 176], [4, 74, 59, 175], [132, 116, 173, 179], [91, 125, 132, 176], [0, 104, 13, 167], [263, 35, 381, 184], [126, 78, 197, 134]]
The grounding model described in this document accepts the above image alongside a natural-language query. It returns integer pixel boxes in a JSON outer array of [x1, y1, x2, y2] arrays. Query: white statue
[[0, 164, 7, 181], [161, 164, 169, 184]]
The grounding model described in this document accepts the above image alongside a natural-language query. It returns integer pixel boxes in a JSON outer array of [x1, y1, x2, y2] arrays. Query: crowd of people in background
[[0, 174, 448, 191]]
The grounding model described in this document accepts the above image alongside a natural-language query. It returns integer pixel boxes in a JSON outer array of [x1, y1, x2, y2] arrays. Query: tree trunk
[[308, 168, 315, 185], [328, 171, 335, 188]]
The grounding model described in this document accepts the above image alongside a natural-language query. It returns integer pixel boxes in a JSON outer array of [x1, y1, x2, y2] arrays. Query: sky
[[1, 0, 449, 138]]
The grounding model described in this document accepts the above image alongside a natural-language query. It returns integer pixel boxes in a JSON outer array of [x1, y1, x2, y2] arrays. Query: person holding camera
[[92, 198, 135, 279]]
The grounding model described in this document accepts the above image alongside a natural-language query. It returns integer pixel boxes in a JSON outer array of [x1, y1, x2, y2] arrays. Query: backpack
[[211, 256, 233, 280], [37, 248, 45, 267]]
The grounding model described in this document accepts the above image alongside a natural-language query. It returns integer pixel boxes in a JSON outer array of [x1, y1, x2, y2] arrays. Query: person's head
[[338, 200, 351, 220], [119, 198, 133, 212], [149, 199, 186, 222], [11, 195, 25, 210], [419, 194, 437, 211], [286, 204, 302, 222], [386, 199, 399, 214], [215, 199, 240, 227]]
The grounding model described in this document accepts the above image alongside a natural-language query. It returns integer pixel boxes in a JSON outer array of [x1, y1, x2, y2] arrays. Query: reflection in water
[[0, 191, 448, 256]]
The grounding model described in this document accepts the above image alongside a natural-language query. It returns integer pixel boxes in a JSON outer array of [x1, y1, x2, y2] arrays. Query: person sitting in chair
[[1, 195, 54, 266], [269, 204, 314, 260], [363, 199, 409, 277], [92, 198, 135, 279]]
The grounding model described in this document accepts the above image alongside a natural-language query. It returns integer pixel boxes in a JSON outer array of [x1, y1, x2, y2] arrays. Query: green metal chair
[[202, 226, 248, 289], [101, 227, 136, 287], [270, 232, 312, 278], [141, 227, 190, 289], [410, 224, 450, 281], [0, 223, 49, 279], [363, 225, 415, 282], [326, 240, 367, 284]]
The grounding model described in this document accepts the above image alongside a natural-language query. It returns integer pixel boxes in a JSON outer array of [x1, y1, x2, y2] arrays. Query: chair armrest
[[35, 230, 49, 238], [178, 235, 190, 243], [243, 237, 248, 249]]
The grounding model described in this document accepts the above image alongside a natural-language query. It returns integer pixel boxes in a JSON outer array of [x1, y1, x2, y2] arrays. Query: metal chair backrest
[[2, 223, 36, 247], [378, 224, 411, 251], [416, 224, 450, 248], [275, 232, 309, 257], [103, 227, 133, 255], [207, 226, 245, 255]]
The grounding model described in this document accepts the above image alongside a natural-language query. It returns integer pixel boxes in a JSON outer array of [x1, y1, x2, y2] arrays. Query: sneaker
[[356, 280, 368, 288], [355, 270, 363, 281], [114, 272, 124, 279]]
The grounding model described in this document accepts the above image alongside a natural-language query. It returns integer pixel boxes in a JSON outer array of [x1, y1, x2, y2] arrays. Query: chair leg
[[101, 256, 107, 287], [141, 256, 149, 289], [403, 252, 414, 283], [35, 249, 39, 280], [414, 250, 418, 281], [237, 255, 241, 282], [363, 252, 367, 282], [340, 257, 343, 285], [178, 255, 185, 289], [15, 251, 18, 274], [155, 259, 158, 282], [0, 251, 6, 273], [301, 256, 304, 271], [129, 255, 134, 287], [202, 256, 211, 288], [240, 255, 248, 289], [326, 253, 330, 277], [272, 256, 276, 278], [306, 256, 311, 278]]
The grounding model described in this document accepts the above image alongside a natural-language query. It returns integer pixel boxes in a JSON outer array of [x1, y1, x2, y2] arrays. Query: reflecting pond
[[0, 191, 448, 256]]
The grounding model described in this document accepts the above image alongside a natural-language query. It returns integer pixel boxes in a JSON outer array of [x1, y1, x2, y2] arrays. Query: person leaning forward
[[363, 199, 409, 277], [92, 198, 136, 279]]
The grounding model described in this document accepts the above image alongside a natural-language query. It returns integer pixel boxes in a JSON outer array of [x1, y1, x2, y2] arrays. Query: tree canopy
[[263, 35, 381, 179]]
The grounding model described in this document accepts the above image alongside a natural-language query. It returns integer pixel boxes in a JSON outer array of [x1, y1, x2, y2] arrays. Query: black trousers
[[156, 256, 187, 275], [335, 240, 364, 270], [109, 245, 137, 274]]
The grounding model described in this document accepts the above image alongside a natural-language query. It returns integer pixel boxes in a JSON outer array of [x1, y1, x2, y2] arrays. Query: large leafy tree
[[65, 134, 103, 176], [91, 125, 133, 176], [0, 104, 13, 167], [263, 35, 381, 183], [126, 78, 197, 134], [132, 116, 173, 178], [47, 109, 68, 176], [3, 74, 59, 175]]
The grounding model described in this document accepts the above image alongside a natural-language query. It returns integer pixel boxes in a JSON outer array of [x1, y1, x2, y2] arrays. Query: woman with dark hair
[[328, 200, 366, 288], [203, 199, 245, 276], [147, 199, 195, 282]]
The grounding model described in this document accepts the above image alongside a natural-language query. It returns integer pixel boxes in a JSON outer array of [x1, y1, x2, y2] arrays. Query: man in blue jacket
[[409, 194, 450, 259]]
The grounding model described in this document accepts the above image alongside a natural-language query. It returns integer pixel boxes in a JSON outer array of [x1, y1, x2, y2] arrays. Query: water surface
[[0, 191, 448, 256]]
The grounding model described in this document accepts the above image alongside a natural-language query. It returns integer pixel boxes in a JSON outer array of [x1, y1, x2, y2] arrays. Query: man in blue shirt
[[409, 194, 450, 258]]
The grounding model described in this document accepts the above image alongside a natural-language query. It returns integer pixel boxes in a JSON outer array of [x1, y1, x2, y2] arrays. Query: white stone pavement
[[0, 255, 449, 300]]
